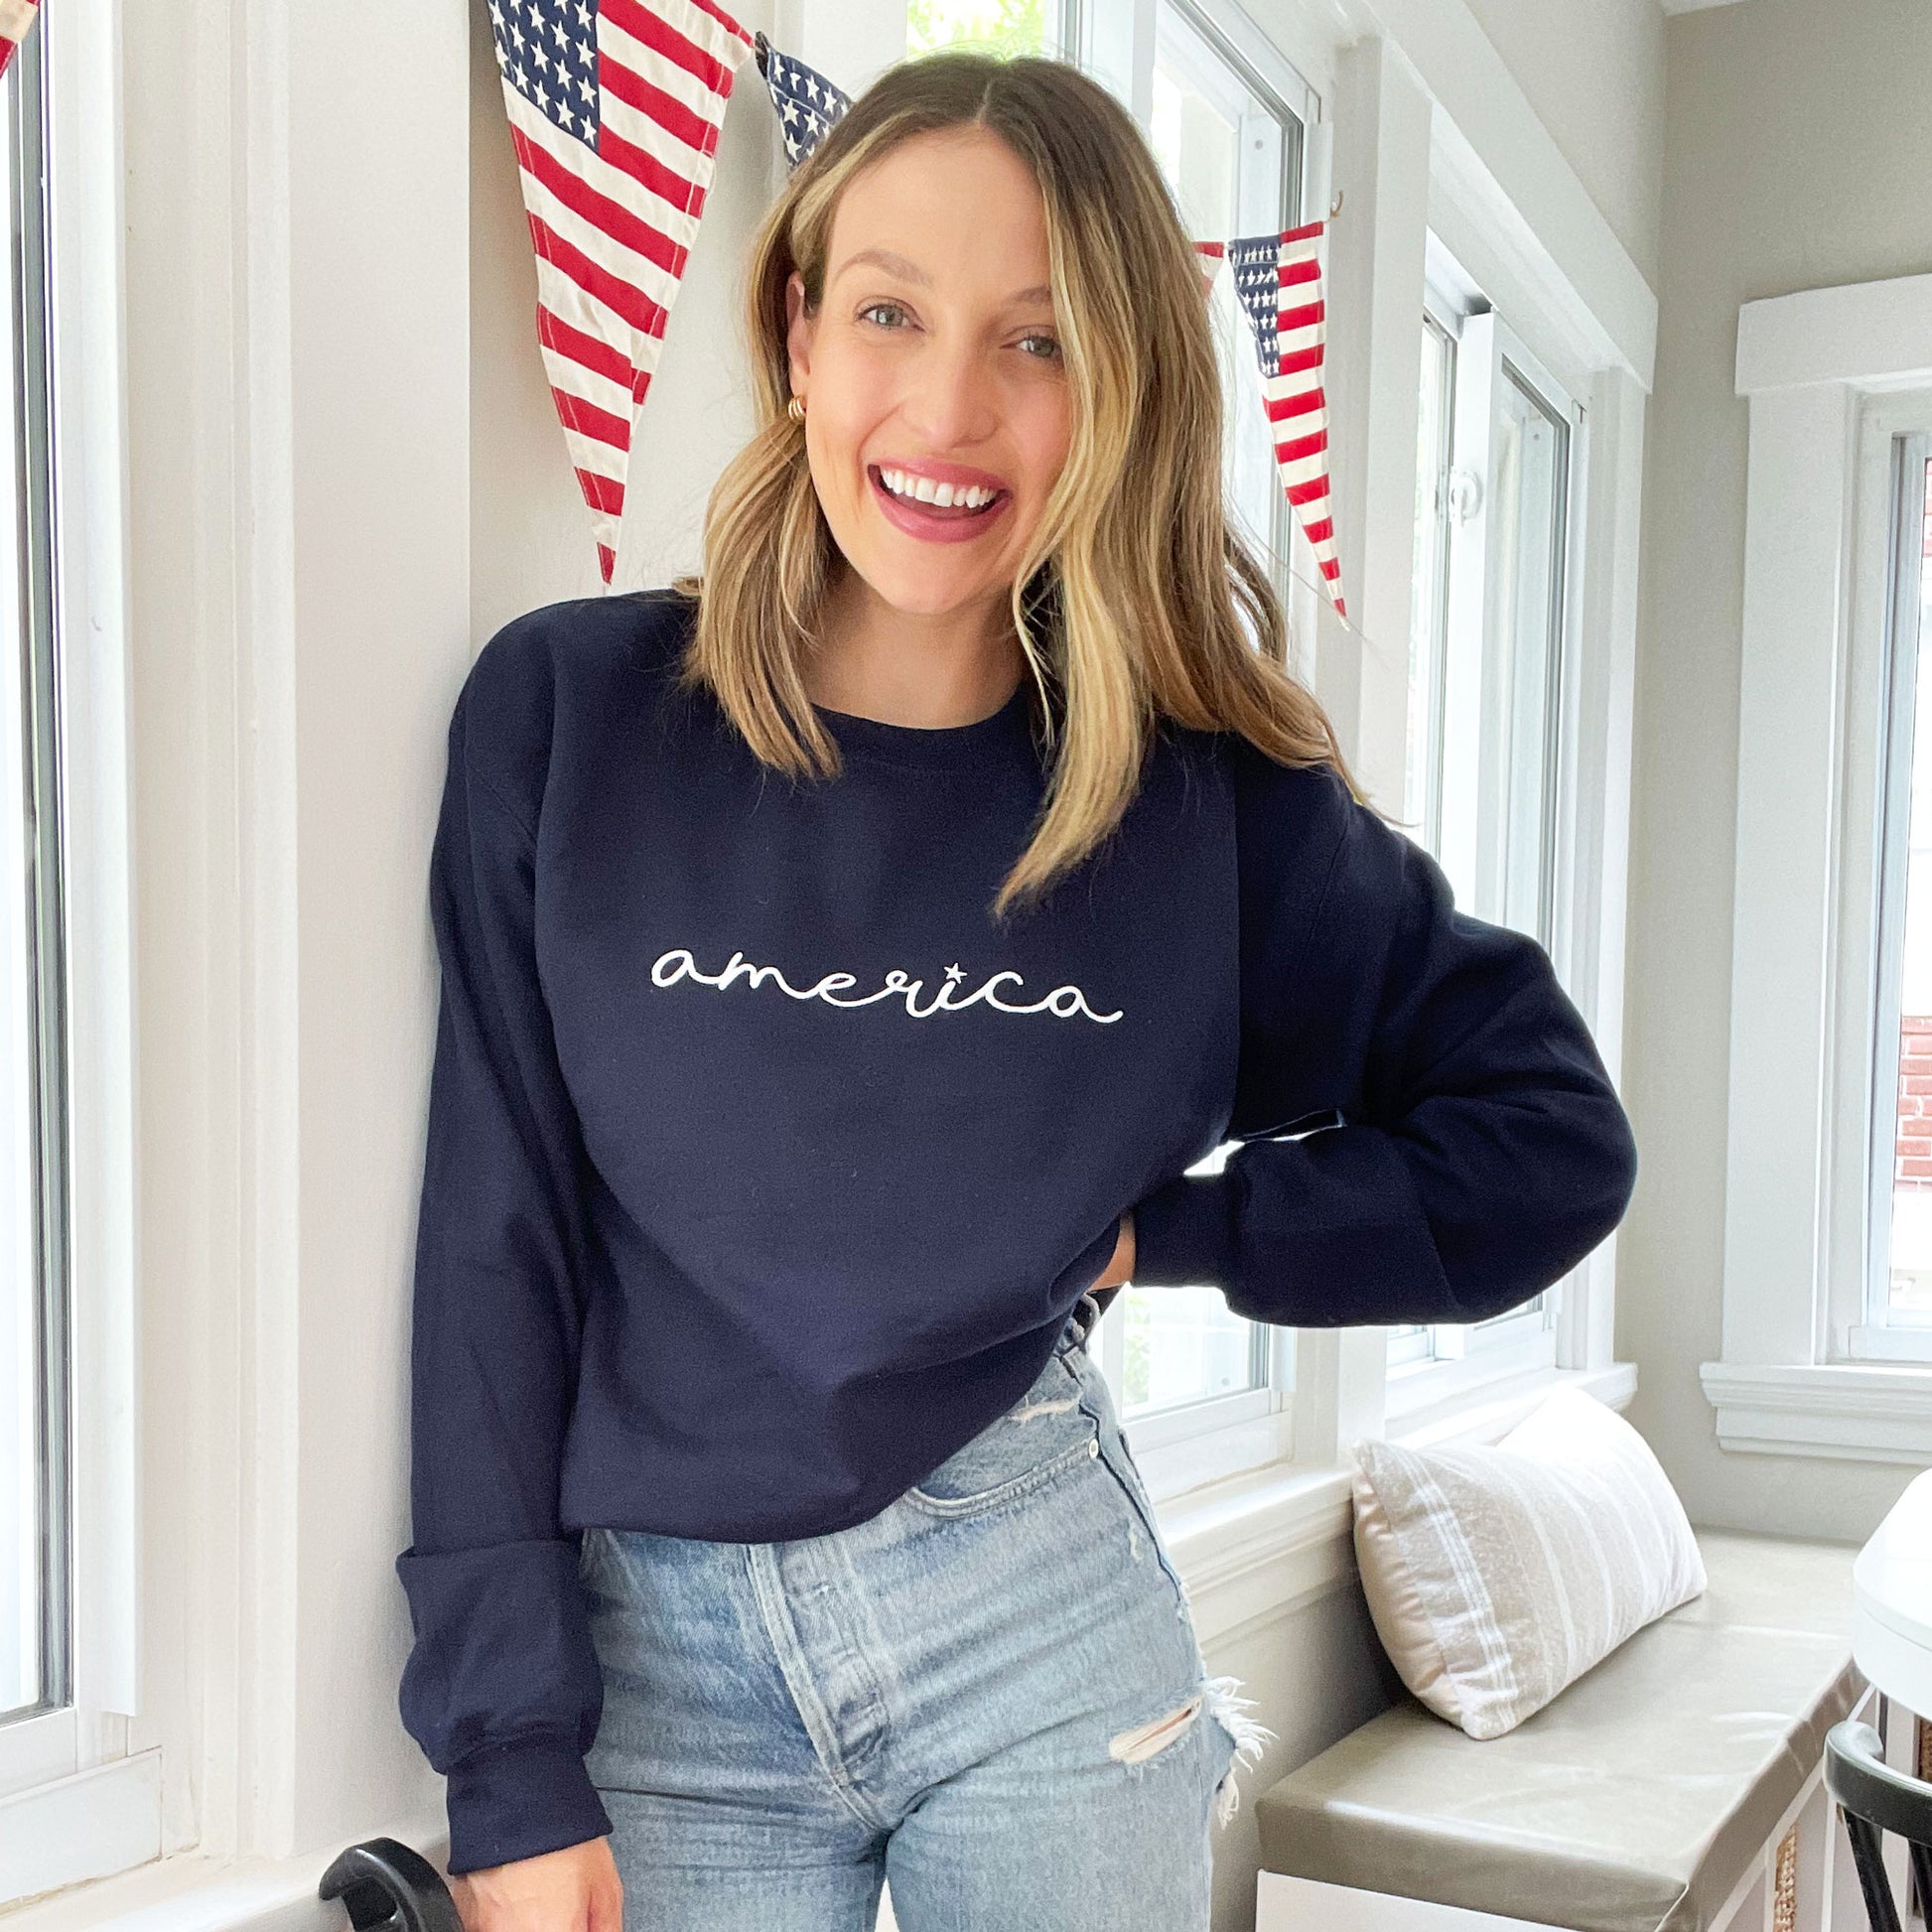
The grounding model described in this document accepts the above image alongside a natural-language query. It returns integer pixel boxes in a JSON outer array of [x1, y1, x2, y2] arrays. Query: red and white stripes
[[1258, 219, 1345, 621], [489, 0, 757, 584], [1191, 237, 1227, 302]]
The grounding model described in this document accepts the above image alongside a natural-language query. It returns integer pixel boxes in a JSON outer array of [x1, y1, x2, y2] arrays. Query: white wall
[[1618, 0, 1932, 1539], [116, 0, 478, 1875], [1454, 0, 1665, 287]]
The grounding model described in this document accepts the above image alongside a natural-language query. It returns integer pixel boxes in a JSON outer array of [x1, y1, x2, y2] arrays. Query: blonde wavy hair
[[668, 47, 1371, 924]]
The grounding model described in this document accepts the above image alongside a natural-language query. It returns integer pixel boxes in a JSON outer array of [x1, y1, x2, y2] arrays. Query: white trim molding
[[0, 1808, 449, 1932], [1700, 1362, 1932, 1464], [1707, 269, 1932, 1463], [0, 1753, 162, 1909]]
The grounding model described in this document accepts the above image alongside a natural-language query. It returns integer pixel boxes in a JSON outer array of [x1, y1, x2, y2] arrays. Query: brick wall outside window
[[1896, 1018, 1932, 1188]]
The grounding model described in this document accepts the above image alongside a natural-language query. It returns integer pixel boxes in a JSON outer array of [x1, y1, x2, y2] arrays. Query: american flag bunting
[[483, 4, 1346, 604], [1229, 219, 1345, 620], [485, 0, 759, 585], [0, 0, 41, 79], [756, 33, 851, 172]]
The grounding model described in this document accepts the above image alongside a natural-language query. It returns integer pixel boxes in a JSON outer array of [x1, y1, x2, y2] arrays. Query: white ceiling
[[1657, 0, 1751, 13]]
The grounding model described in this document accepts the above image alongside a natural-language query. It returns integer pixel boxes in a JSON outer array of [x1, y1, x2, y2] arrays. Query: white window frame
[[1858, 425, 1932, 1364], [0, 0, 150, 1901], [1041, 0, 1323, 1486], [1385, 256, 1584, 1409], [1703, 274, 1932, 1462], [1357, 85, 1644, 1455]]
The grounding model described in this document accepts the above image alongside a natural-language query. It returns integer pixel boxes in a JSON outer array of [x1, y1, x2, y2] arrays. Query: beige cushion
[[1350, 1386, 1707, 1737], [1254, 1529, 1865, 1932]]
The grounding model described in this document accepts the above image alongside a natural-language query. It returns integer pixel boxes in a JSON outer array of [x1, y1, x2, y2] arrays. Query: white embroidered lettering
[[647, 947, 1123, 1024]]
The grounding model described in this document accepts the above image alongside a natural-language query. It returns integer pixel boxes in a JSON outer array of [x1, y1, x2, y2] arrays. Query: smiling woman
[[782, 127, 1070, 640], [393, 46, 1639, 1932]]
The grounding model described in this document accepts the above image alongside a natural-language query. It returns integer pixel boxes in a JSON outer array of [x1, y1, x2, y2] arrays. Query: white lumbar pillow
[[1349, 1385, 1707, 1738]]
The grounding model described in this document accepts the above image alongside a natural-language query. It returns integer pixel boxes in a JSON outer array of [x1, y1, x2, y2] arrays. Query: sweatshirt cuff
[[444, 1734, 614, 1876], [1129, 1171, 1238, 1289]]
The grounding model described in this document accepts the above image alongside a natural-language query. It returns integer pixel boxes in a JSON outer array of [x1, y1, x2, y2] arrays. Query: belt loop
[[1072, 1287, 1102, 1347]]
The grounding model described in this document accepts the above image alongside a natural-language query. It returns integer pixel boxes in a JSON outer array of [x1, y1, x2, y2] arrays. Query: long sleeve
[[1129, 752, 1638, 1327], [392, 679, 613, 1875]]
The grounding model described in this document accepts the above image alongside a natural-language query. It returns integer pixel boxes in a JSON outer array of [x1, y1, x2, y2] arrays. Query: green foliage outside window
[[906, 0, 1052, 60]]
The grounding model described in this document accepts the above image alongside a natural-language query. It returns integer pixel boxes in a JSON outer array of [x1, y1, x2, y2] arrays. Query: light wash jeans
[[578, 1291, 1275, 1929]]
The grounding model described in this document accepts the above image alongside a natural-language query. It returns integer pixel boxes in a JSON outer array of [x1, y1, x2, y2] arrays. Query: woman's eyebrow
[[832, 246, 1053, 306]]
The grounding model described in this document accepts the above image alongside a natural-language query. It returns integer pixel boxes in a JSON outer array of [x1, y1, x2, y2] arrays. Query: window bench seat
[[1253, 1528, 1874, 1932]]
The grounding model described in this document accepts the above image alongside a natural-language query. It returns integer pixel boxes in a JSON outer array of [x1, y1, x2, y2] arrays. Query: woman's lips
[[868, 465, 1012, 545]]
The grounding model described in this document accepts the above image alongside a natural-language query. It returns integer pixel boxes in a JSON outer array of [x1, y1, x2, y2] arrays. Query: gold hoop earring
[[787, 394, 807, 423]]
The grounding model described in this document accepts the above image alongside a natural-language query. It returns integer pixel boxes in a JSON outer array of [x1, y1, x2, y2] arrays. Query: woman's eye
[[856, 304, 1059, 362]]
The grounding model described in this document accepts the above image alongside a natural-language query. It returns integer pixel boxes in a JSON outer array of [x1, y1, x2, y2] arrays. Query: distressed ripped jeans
[[578, 1292, 1275, 1929]]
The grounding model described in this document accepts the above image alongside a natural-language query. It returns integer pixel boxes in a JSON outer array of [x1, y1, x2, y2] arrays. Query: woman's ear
[[783, 270, 814, 394]]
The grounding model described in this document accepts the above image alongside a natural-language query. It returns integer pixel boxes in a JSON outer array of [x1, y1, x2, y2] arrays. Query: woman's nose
[[901, 345, 1000, 445]]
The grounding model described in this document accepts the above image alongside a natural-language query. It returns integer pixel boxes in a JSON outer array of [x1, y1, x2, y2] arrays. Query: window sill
[[1162, 1460, 1357, 1648], [1845, 1323, 1932, 1364], [1, 1749, 162, 1914], [1699, 1359, 1932, 1463], [0, 1811, 450, 1932], [1161, 1361, 1637, 1648], [1385, 1359, 1636, 1449], [1384, 1325, 1561, 1421]]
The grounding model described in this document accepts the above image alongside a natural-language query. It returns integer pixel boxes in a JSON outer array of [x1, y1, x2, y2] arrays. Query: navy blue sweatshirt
[[394, 587, 1638, 1873]]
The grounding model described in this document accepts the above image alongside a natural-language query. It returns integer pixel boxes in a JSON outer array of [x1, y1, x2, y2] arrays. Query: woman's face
[[784, 126, 1072, 631]]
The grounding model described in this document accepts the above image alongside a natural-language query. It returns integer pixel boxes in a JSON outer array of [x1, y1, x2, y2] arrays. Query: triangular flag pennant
[[1228, 219, 1345, 620], [756, 32, 852, 172], [1191, 239, 1226, 301], [484, 0, 759, 587], [0, 0, 42, 79]]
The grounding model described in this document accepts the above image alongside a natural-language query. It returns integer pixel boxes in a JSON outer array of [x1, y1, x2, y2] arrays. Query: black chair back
[[1824, 1719, 1932, 1932], [319, 1836, 463, 1932]]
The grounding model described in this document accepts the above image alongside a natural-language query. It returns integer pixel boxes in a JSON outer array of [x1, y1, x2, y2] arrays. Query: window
[[1, 12, 66, 1752], [1862, 436, 1932, 1363], [905, 0, 1065, 58], [1118, 1, 1311, 1446], [1703, 282, 1932, 1463], [1387, 232, 1587, 1404], [0, 2, 148, 1892], [905, 0, 1323, 1460], [1062, 0, 1318, 1452]]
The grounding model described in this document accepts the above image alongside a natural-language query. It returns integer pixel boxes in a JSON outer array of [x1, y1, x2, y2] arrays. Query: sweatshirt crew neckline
[[810, 673, 1036, 771]]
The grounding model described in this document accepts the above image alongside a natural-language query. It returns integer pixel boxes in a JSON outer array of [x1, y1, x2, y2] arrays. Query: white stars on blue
[[1229, 234, 1284, 379], [488, 0, 600, 148], [757, 34, 851, 171]]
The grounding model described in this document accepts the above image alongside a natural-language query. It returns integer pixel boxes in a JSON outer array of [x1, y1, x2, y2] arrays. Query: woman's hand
[[1088, 1210, 1136, 1295], [450, 1836, 622, 1932]]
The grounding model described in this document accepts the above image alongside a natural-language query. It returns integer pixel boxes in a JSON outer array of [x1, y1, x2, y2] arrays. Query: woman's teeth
[[877, 467, 1001, 513]]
